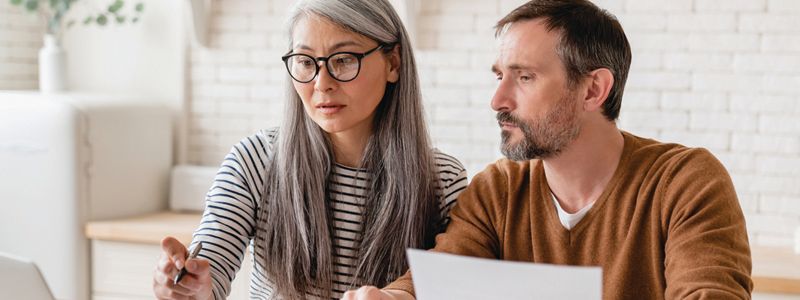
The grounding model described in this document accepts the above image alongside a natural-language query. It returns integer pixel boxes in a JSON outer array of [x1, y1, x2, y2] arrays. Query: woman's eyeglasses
[[281, 44, 390, 83]]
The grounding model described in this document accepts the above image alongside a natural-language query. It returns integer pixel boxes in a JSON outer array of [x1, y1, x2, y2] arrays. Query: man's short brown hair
[[496, 0, 631, 121]]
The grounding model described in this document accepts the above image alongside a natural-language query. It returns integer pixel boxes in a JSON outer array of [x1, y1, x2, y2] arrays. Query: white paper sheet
[[407, 249, 602, 300]]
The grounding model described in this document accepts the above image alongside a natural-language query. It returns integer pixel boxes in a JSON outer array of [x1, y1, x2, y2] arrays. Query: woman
[[152, 0, 468, 299]]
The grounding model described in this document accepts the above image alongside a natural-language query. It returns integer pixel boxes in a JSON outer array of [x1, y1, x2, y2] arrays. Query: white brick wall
[[695, 0, 766, 12], [187, 0, 800, 248], [0, 1, 42, 90]]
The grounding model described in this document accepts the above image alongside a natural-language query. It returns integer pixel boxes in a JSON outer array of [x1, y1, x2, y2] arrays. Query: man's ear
[[386, 45, 401, 83], [583, 68, 614, 112]]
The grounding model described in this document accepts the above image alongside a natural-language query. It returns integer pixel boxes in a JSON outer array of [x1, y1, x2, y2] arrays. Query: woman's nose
[[314, 62, 338, 93]]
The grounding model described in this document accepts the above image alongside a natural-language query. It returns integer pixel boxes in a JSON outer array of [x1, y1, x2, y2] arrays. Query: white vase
[[39, 34, 67, 93]]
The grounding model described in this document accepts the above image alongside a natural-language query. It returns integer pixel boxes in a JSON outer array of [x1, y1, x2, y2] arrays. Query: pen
[[173, 241, 203, 285]]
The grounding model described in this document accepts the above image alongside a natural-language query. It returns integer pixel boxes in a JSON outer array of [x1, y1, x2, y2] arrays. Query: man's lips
[[499, 121, 518, 129]]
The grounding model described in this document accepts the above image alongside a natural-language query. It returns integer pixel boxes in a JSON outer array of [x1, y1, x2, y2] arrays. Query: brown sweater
[[386, 131, 752, 299]]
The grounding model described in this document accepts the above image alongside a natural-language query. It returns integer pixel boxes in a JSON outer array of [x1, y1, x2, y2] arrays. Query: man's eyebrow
[[491, 63, 535, 73], [508, 63, 535, 71]]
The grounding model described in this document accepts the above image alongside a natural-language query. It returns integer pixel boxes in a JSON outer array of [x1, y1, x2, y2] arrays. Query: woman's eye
[[301, 59, 314, 66], [335, 57, 355, 65]]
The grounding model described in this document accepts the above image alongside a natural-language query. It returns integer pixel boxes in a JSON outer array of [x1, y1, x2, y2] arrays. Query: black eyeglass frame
[[281, 43, 392, 83]]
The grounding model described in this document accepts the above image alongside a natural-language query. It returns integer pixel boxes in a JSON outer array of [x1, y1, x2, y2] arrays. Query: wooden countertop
[[85, 212, 800, 294], [752, 246, 800, 294], [85, 211, 201, 245]]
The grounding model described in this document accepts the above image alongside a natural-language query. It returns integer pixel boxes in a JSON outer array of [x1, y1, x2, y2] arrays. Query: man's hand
[[341, 286, 415, 300]]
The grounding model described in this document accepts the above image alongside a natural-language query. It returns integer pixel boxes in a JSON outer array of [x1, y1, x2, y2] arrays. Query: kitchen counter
[[752, 246, 800, 294], [85, 211, 200, 245], [85, 212, 800, 294], [85, 212, 254, 300]]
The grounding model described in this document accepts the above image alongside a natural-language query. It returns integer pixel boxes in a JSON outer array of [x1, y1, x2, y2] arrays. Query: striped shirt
[[190, 128, 468, 299]]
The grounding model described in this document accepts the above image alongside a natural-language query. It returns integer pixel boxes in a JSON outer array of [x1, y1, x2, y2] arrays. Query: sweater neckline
[[535, 130, 637, 237]]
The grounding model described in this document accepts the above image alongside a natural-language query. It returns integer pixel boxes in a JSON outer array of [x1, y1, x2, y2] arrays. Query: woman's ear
[[583, 68, 614, 112], [386, 45, 401, 83]]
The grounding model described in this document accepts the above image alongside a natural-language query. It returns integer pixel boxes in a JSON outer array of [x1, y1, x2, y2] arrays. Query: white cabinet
[[754, 293, 800, 300], [92, 241, 160, 299], [90, 240, 253, 300], [86, 212, 253, 300]]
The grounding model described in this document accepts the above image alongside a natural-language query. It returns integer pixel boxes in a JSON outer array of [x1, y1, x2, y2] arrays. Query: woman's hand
[[341, 286, 415, 300], [153, 237, 214, 300]]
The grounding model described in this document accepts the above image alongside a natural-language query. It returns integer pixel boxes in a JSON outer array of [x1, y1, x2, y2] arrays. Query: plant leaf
[[96, 14, 108, 26], [54, 0, 67, 13], [24, 0, 38, 11], [66, 20, 75, 28], [83, 16, 92, 24], [108, 0, 123, 13], [10, 0, 24, 6], [132, 17, 139, 23], [135, 2, 143, 12], [115, 15, 125, 23]]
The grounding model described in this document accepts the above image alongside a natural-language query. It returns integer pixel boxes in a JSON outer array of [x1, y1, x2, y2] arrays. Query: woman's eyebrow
[[293, 41, 362, 52]]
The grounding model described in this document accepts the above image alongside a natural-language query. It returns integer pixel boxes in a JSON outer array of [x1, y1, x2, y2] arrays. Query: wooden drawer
[[91, 240, 254, 300], [92, 241, 160, 297], [86, 212, 256, 299]]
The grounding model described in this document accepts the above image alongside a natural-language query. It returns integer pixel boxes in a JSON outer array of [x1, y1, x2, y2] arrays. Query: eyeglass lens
[[286, 53, 361, 82]]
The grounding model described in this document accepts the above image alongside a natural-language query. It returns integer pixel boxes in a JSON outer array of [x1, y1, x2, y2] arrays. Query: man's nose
[[491, 78, 515, 113]]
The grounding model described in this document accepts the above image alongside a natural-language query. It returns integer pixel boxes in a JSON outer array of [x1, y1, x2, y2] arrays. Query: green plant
[[9, 0, 145, 36]]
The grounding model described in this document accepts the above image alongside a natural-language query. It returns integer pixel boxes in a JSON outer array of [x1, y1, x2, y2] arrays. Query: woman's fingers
[[161, 236, 188, 269]]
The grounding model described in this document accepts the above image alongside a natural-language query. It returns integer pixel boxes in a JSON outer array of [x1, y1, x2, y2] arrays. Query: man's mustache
[[496, 112, 522, 126]]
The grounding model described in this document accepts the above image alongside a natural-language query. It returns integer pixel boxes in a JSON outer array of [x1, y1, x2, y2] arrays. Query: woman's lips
[[316, 104, 346, 114]]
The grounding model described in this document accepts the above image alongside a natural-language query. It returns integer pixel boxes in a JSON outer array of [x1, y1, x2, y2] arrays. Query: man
[[343, 0, 752, 299]]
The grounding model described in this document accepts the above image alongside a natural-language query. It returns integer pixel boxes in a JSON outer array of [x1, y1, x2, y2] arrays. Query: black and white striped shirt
[[191, 128, 468, 299]]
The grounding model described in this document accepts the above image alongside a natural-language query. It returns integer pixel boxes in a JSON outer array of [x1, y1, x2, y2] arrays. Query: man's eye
[[520, 75, 532, 82]]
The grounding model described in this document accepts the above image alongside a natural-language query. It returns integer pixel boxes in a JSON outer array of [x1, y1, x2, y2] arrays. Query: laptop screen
[[0, 252, 56, 300]]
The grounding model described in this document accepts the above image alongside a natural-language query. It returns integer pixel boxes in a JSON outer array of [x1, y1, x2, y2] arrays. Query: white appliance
[[0, 91, 173, 300]]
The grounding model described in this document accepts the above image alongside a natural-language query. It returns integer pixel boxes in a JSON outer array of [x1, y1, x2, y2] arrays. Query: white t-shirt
[[551, 193, 595, 230]]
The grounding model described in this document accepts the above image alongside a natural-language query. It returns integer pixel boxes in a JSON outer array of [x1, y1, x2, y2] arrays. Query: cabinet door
[[92, 241, 161, 297], [753, 293, 800, 300], [92, 240, 254, 299]]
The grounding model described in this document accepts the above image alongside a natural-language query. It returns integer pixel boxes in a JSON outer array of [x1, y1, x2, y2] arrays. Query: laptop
[[0, 252, 56, 300]]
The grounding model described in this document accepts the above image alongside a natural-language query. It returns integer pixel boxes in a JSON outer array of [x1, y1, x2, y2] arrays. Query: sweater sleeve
[[191, 129, 276, 299], [384, 163, 506, 296], [661, 148, 753, 299]]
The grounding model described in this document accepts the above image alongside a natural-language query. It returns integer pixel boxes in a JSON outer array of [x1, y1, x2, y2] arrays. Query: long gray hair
[[256, 0, 439, 298]]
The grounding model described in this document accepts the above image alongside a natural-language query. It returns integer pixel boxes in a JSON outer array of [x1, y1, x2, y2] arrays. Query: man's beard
[[497, 92, 581, 161]]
